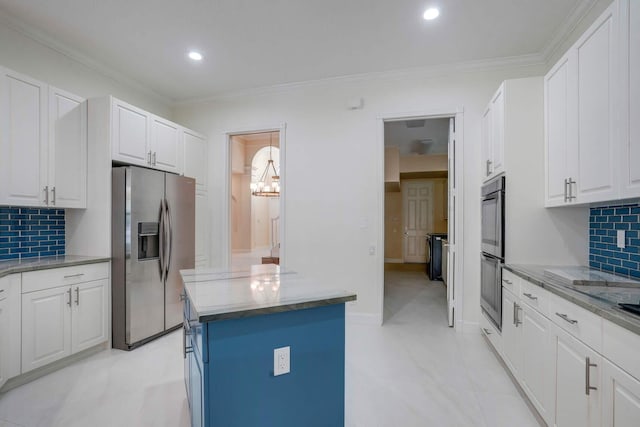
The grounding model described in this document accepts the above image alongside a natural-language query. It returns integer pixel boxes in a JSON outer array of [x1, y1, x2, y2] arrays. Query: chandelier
[[249, 133, 280, 197]]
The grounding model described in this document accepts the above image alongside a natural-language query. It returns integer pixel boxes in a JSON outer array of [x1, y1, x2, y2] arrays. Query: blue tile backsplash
[[0, 206, 65, 261], [589, 202, 640, 279]]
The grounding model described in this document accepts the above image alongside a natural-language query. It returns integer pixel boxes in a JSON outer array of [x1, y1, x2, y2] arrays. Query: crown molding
[[0, 8, 174, 107], [539, 0, 600, 66], [175, 52, 547, 107]]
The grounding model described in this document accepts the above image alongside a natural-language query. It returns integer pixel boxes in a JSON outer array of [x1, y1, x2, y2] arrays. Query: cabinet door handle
[[568, 178, 576, 200], [564, 178, 569, 202], [44, 186, 49, 205], [502, 279, 512, 285], [75, 287, 80, 305], [523, 292, 538, 301], [67, 288, 72, 307], [555, 312, 578, 324], [148, 150, 152, 164], [513, 303, 522, 326], [64, 273, 84, 279], [482, 328, 492, 335], [152, 152, 157, 166], [183, 321, 194, 359], [51, 187, 56, 205], [585, 357, 598, 395]]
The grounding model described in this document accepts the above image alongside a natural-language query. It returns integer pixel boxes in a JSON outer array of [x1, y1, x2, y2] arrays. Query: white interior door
[[402, 180, 433, 263], [446, 118, 456, 326]]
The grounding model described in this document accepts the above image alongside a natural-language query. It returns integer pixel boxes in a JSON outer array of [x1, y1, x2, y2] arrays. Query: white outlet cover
[[274, 346, 290, 376], [617, 230, 626, 249]]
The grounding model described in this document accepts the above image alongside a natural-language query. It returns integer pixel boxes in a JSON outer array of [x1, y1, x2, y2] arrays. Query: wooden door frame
[[377, 109, 464, 329], [222, 123, 287, 270]]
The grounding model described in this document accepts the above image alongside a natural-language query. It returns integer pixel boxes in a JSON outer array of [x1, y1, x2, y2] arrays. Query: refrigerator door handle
[[159, 199, 166, 283], [165, 198, 173, 277]]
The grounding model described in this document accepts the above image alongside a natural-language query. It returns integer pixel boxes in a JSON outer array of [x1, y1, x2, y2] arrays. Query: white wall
[[0, 19, 171, 117], [172, 63, 564, 326]]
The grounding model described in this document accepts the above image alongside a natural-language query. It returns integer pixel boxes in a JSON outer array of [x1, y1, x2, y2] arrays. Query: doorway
[[381, 114, 462, 328], [227, 130, 284, 270]]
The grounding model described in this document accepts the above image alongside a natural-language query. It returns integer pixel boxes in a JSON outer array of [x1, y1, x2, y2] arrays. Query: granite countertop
[[505, 264, 640, 336], [180, 264, 357, 323], [0, 255, 111, 279]]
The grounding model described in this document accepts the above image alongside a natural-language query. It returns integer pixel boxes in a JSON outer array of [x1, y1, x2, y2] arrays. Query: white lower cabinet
[[0, 293, 7, 389], [602, 359, 640, 427], [493, 271, 640, 427], [71, 279, 108, 354], [552, 324, 602, 427], [520, 303, 554, 425], [21, 264, 109, 374], [21, 285, 72, 372], [501, 288, 522, 377]]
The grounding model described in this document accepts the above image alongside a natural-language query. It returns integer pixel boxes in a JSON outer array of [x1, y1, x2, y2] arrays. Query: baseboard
[[384, 258, 403, 263], [346, 312, 382, 326], [0, 342, 108, 393]]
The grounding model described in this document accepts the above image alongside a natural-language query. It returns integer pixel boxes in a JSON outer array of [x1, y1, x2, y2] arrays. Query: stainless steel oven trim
[[480, 252, 503, 331]]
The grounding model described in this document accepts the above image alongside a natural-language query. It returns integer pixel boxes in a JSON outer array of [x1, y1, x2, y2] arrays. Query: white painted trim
[[376, 109, 465, 330], [539, 0, 600, 65], [384, 258, 403, 264], [176, 54, 546, 105], [0, 9, 173, 107], [346, 312, 381, 326], [223, 123, 287, 271]]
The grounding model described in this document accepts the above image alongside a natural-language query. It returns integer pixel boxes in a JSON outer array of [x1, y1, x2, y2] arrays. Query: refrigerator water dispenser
[[137, 222, 159, 260]]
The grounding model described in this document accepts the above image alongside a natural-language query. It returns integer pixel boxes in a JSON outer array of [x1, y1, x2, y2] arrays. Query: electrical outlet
[[274, 346, 290, 376], [617, 230, 626, 249]]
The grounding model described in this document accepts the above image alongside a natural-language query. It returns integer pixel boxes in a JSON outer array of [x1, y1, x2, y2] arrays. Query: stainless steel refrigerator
[[111, 166, 195, 350]]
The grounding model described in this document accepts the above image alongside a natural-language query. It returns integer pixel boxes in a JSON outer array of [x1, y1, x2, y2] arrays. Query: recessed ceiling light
[[423, 8, 440, 20], [188, 51, 203, 61]]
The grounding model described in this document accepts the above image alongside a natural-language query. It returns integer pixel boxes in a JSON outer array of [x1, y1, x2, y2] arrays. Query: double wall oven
[[480, 176, 505, 330]]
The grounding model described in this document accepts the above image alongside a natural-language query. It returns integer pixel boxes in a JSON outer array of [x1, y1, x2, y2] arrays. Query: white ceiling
[[385, 118, 450, 156], [0, 0, 591, 102]]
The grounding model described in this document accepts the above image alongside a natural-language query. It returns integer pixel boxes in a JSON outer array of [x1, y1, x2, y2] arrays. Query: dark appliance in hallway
[[426, 233, 448, 280]]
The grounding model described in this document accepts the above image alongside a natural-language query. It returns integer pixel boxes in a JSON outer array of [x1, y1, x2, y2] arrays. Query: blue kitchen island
[[180, 265, 357, 427]]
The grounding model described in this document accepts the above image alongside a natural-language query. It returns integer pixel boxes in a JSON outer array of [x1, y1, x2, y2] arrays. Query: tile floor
[[0, 270, 541, 427]]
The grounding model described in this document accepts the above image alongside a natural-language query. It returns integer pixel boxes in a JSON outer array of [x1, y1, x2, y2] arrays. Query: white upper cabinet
[[111, 98, 184, 174], [620, 0, 640, 198], [0, 68, 87, 208], [0, 68, 48, 207], [545, 55, 575, 207], [574, 5, 618, 203], [49, 87, 87, 209], [150, 116, 182, 174], [481, 83, 505, 182], [545, 1, 630, 206], [111, 99, 151, 166]]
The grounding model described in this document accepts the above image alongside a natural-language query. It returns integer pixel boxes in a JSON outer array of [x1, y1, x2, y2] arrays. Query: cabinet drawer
[[603, 319, 640, 381], [480, 310, 502, 356], [519, 279, 549, 316], [22, 262, 109, 294], [548, 293, 602, 352], [502, 269, 520, 295]]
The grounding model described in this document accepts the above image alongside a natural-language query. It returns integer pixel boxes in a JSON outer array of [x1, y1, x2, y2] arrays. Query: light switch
[[617, 230, 626, 249]]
